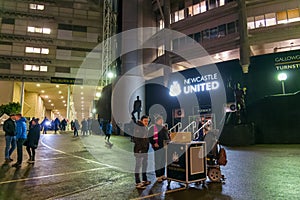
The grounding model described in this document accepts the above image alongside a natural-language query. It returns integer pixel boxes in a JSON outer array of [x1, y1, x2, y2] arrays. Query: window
[[202, 29, 210, 40], [227, 21, 236, 34], [188, 6, 194, 17], [194, 32, 201, 43], [220, 0, 225, 6], [265, 13, 276, 27], [0, 63, 11, 70], [174, 11, 179, 22], [158, 45, 165, 56], [193, 3, 200, 15], [255, 15, 265, 28], [27, 26, 51, 34], [25, 47, 49, 54], [277, 11, 288, 24], [287, 9, 300, 22], [218, 24, 226, 37], [200, 1, 207, 13], [210, 27, 218, 38], [24, 65, 48, 72], [2, 18, 15, 25], [178, 9, 185, 21], [209, 0, 217, 10], [55, 67, 70, 73], [29, 3, 45, 10], [159, 19, 164, 29]]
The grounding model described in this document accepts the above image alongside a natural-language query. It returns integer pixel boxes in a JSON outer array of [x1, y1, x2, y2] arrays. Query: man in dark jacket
[[149, 115, 170, 182], [133, 115, 151, 189], [3, 114, 16, 163], [12, 113, 27, 168], [25, 118, 40, 163]]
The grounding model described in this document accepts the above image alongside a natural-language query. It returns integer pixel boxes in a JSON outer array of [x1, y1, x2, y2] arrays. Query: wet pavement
[[0, 131, 299, 200]]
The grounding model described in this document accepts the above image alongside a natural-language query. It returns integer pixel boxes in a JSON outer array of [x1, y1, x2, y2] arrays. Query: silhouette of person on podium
[[131, 96, 142, 123]]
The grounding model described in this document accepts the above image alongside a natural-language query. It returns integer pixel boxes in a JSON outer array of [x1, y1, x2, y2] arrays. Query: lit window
[[193, 4, 200, 15], [277, 11, 288, 24], [35, 27, 43, 33], [24, 65, 32, 71], [37, 4, 45, 10], [220, 0, 225, 6], [25, 47, 34, 53], [32, 65, 40, 71], [287, 9, 300, 22], [33, 48, 41, 53], [188, 6, 194, 17], [255, 15, 265, 28], [174, 11, 179, 22], [265, 13, 276, 27], [27, 26, 35, 32], [158, 45, 165, 56], [247, 17, 255, 29], [178, 9, 185, 21], [40, 66, 48, 72], [159, 19, 164, 30], [41, 48, 49, 54], [43, 28, 51, 34], [200, 1, 207, 13], [29, 3, 44, 10]]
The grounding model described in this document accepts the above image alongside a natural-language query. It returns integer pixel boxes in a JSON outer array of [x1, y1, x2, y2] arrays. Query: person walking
[[81, 118, 88, 136], [12, 113, 27, 168], [105, 121, 113, 143], [73, 119, 80, 137], [54, 118, 60, 134], [133, 115, 151, 189], [3, 114, 16, 164], [25, 118, 40, 164], [149, 115, 170, 183], [41, 117, 49, 134]]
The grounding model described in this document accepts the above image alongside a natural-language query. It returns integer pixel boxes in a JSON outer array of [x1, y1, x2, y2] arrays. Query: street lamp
[[277, 72, 287, 94]]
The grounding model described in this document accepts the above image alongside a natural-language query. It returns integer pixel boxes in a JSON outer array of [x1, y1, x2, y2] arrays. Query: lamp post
[[277, 72, 287, 94]]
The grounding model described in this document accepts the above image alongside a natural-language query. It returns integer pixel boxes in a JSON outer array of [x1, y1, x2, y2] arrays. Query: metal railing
[[181, 121, 197, 133], [193, 120, 211, 140], [169, 122, 182, 133]]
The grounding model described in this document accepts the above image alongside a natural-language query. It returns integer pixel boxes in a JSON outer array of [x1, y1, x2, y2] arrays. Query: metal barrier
[[169, 122, 182, 133], [193, 120, 211, 140]]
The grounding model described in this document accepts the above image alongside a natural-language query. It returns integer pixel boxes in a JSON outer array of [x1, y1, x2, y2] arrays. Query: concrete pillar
[[238, 0, 250, 73], [163, 0, 172, 85], [20, 81, 25, 115]]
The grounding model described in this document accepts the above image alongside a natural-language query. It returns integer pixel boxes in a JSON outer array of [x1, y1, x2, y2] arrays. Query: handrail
[[182, 121, 197, 132], [193, 120, 211, 140], [169, 122, 182, 133], [148, 123, 169, 130]]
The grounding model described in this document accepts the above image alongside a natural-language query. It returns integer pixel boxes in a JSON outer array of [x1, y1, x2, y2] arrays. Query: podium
[[166, 141, 206, 185]]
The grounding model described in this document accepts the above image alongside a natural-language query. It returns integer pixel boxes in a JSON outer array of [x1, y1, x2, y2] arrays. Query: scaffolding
[[101, 0, 117, 87]]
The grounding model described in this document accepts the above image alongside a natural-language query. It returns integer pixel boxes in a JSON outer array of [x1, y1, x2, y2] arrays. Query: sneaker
[[142, 180, 151, 186], [12, 163, 21, 168], [28, 160, 35, 164], [135, 182, 146, 189]]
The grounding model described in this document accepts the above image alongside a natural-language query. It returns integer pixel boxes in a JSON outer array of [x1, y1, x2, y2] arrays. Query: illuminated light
[[183, 81, 219, 94], [62, 100, 66, 103], [92, 108, 96, 113], [45, 121, 51, 126], [58, 91, 62, 94], [214, 54, 221, 60], [81, 92, 84, 95], [278, 73, 287, 81], [36, 83, 41, 87], [96, 92, 101, 98], [64, 104, 67, 106], [81, 97, 84, 100], [107, 71, 114, 79], [81, 101, 84, 103], [56, 85, 60, 88], [41, 90, 45, 93], [169, 81, 182, 97], [61, 96, 64, 99], [48, 100, 51, 102], [51, 103, 54, 106], [81, 86, 83, 89], [45, 95, 49, 99]]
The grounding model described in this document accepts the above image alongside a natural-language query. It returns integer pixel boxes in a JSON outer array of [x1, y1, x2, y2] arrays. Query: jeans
[[16, 138, 26, 164], [134, 153, 148, 184], [154, 148, 166, 177], [5, 136, 16, 159]]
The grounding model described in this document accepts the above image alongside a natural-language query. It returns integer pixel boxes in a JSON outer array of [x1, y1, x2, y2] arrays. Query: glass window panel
[[37, 5, 44, 10], [200, 1, 207, 13], [33, 48, 41, 53], [247, 17, 255, 29], [188, 6, 194, 17], [210, 27, 218, 38], [29, 4, 37, 10], [265, 13, 276, 27], [32, 65, 40, 71], [158, 45, 165, 56], [288, 9, 300, 22], [27, 26, 35, 32], [174, 11, 179, 22], [41, 48, 49, 54], [202, 29, 210, 40], [209, 0, 217, 9], [40, 65, 48, 72], [277, 11, 288, 24], [227, 22, 236, 34], [43, 28, 51, 34], [178, 9, 185, 21], [218, 24, 226, 37], [193, 4, 200, 15], [24, 65, 32, 71], [220, 0, 225, 6], [194, 32, 201, 42], [35, 27, 43, 33], [255, 15, 265, 28], [25, 47, 34, 53]]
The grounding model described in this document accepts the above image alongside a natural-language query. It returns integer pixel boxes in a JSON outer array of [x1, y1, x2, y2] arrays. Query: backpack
[[218, 147, 227, 166]]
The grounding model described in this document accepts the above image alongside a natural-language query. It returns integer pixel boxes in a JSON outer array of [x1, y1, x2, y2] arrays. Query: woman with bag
[[25, 118, 40, 164]]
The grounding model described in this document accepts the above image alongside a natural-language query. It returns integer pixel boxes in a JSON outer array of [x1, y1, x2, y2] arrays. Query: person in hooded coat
[[25, 118, 40, 163]]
